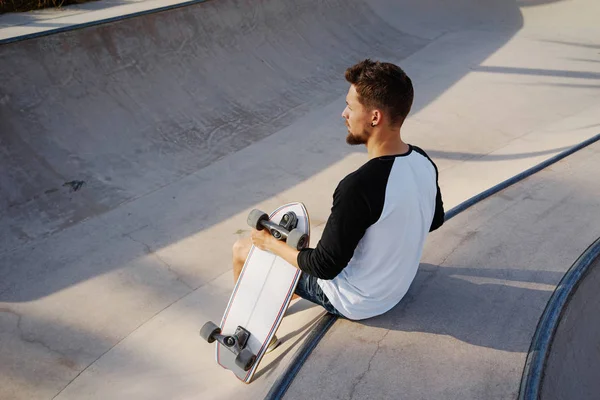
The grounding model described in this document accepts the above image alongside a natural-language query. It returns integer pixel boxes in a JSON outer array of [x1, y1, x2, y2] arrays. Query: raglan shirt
[[297, 145, 444, 320]]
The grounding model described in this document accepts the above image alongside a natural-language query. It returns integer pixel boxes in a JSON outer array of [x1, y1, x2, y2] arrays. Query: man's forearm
[[267, 239, 301, 270]]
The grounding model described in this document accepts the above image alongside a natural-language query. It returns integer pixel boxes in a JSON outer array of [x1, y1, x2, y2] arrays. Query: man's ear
[[371, 109, 382, 127]]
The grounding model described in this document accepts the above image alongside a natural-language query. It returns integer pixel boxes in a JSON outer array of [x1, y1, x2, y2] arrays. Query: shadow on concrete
[[353, 148, 600, 355], [518, 82, 600, 89], [361, 264, 562, 353], [516, 0, 563, 6], [566, 58, 600, 64], [427, 145, 572, 162], [0, 304, 117, 396], [253, 310, 324, 381], [472, 65, 600, 80], [540, 39, 600, 50]]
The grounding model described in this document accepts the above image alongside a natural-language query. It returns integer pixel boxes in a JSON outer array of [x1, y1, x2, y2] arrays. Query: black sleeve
[[412, 145, 445, 232], [297, 170, 385, 280], [430, 180, 445, 232]]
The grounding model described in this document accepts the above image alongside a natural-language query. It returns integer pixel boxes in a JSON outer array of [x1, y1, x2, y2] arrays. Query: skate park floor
[[1, 0, 600, 399]]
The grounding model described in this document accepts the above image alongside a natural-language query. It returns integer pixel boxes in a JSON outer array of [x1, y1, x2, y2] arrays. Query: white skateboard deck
[[217, 202, 310, 383]]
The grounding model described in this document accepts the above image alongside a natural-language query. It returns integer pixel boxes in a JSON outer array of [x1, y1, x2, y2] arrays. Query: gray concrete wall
[[0, 0, 441, 254]]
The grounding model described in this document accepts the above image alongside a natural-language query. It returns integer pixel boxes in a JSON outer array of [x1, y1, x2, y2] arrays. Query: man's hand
[[250, 228, 301, 270], [250, 228, 277, 252]]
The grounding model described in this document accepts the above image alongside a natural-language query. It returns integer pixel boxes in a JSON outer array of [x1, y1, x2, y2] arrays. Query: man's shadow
[[358, 263, 563, 353]]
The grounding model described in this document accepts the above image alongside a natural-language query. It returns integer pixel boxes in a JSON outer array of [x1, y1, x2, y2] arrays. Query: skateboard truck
[[247, 209, 308, 250], [200, 322, 257, 371], [278, 211, 298, 233]]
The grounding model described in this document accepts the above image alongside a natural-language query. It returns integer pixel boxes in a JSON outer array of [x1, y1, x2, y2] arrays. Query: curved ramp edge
[[519, 237, 600, 400]]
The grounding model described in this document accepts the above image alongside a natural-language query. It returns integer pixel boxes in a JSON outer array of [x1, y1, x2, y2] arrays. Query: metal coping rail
[[265, 133, 600, 400]]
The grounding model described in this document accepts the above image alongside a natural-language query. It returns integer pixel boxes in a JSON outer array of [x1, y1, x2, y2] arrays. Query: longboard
[[200, 202, 310, 383]]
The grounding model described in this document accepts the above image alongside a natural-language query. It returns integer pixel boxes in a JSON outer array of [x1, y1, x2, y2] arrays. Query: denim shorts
[[294, 273, 345, 318]]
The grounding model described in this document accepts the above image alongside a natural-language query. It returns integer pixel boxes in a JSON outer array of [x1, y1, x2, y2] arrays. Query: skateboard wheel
[[235, 348, 256, 371], [287, 229, 308, 250], [199, 321, 221, 343], [247, 209, 269, 230]]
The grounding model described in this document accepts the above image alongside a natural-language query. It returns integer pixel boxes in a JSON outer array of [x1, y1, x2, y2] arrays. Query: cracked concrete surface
[[1, 307, 84, 369], [348, 330, 390, 400], [123, 233, 194, 290]]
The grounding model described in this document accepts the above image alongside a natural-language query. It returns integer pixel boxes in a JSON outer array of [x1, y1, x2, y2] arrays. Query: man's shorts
[[294, 273, 345, 318]]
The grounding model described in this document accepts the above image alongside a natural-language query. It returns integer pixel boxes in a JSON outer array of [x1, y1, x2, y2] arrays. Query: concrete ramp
[[1, 0, 599, 399], [0, 0, 434, 254]]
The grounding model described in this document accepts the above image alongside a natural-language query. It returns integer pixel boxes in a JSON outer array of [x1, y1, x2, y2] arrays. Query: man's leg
[[294, 273, 345, 318], [232, 236, 252, 284]]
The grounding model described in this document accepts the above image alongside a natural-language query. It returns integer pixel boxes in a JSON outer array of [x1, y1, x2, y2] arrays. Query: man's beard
[[346, 125, 370, 145]]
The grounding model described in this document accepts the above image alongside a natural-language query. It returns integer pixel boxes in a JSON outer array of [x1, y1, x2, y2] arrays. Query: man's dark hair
[[345, 59, 414, 126]]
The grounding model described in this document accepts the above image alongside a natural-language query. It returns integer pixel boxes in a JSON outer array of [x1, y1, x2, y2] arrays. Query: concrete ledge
[[0, 0, 207, 44]]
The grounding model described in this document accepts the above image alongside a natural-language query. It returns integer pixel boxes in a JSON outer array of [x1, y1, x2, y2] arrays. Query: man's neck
[[366, 133, 410, 159]]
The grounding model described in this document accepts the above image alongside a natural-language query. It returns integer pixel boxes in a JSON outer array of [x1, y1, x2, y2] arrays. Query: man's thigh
[[294, 273, 345, 317]]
